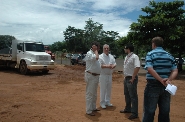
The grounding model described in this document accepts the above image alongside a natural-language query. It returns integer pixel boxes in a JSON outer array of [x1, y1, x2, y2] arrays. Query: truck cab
[[0, 39, 55, 74]]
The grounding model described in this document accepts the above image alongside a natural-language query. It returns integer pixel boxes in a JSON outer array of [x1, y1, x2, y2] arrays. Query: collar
[[127, 52, 133, 57], [103, 53, 109, 56], [154, 47, 163, 50], [90, 49, 95, 54], [153, 47, 164, 51]]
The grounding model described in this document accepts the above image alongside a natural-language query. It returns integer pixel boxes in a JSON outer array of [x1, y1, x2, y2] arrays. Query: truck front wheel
[[42, 70, 49, 74], [19, 61, 29, 75]]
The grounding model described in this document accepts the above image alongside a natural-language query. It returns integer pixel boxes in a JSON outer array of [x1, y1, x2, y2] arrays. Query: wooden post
[[61, 52, 63, 64]]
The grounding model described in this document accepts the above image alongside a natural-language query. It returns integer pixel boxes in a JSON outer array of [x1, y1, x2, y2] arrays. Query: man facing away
[[120, 43, 140, 120], [142, 37, 178, 122], [99, 44, 116, 109], [84, 41, 101, 116]]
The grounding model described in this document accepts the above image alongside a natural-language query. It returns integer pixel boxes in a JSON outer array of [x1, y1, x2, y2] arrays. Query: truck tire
[[19, 61, 28, 75], [42, 70, 49, 74]]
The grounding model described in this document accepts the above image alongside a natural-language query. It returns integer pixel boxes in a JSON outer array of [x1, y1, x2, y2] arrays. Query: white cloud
[[0, 0, 150, 44], [91, 0, 148, 11]]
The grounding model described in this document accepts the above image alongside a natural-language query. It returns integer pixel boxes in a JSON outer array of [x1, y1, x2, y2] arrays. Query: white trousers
[[99, 74, 112, 106], [85, 72, 99, 114]]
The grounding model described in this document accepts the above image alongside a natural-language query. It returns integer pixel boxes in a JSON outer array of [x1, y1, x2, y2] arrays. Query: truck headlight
[[31, 62, 37, 65], [50, 62, 54, 65]]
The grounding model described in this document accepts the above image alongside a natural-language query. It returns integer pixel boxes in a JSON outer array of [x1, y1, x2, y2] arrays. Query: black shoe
[[128, 115, 138, 120], [120, 110, 131, 113], [93, 109, 100, 112]]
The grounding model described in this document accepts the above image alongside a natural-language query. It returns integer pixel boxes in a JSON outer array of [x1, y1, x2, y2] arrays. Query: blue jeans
[[142, 79, 171, 122], [124, 76, 138, 116]]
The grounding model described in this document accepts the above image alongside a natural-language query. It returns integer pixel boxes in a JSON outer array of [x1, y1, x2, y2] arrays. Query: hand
[[107, 65, 112, 69], [110, 64, 115, 69], [161, 78, 171, 86], [94, 50, 98, 54], [165, 79, 172, 86], [129, 78, 135, 84]]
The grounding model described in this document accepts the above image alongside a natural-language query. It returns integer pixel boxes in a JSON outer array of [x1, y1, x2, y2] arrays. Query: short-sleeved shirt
[[99, 53, 116, 75], [85, 49, 101, 74], [123, 52, 140, 76], [145, 47, 177, 80]]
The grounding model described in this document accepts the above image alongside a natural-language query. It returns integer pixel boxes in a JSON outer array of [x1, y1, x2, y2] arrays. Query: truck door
[[17, 43, 24, 63]]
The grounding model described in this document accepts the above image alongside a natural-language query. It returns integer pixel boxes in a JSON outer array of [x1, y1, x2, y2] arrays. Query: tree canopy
[[125, 0, 185, 57], [62, 18, 119, 55], [0, 35, 16, 49]]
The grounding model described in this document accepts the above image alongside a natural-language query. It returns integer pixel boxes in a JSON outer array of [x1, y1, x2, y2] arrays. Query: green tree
[[63, 26, 77, 52], [63, 26, 86, 53], [126, 0, 185, 70], [84, 18, 120, 55], [102, 31, 119, 55], [50, 41, 66, 53], [0, 35, 16, 49], [62, 18, 120, 55], [84, 18, 104, 48]]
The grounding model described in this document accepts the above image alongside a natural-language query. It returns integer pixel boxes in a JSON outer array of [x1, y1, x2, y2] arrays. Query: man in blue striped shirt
[[142, 37, 178, 122]]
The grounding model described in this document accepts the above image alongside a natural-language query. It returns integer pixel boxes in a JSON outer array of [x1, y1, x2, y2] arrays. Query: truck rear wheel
[[19, 61, 28, 75]]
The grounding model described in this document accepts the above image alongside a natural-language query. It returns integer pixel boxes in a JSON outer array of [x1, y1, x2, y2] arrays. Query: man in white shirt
[[85, 41, 101, 116], [99, 44, 116, 109], [120, 43, 140, 120]]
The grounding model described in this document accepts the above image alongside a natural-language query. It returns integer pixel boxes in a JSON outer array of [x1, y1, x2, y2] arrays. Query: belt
[[147, 79, 164, 86], [125, 76, 132, 78], [147, 79, 160, 83], [86, 71, 100, 76]]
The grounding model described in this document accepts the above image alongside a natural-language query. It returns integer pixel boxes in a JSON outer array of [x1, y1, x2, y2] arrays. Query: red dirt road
[[0, 65, 185, 122]]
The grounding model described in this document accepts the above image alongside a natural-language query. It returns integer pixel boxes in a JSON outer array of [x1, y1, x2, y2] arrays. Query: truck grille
[[38, 56, 48, 60]]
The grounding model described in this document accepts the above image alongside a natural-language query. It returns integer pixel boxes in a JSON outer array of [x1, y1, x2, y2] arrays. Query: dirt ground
[[0, 65, 185, 122]]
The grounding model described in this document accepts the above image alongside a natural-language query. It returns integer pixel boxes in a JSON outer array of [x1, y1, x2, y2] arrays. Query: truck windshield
[[25, 43, 45, 52]]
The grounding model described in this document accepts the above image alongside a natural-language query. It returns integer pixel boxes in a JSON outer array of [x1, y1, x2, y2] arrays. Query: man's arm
[[130, 55, 140, 83], [101, 64, 116, 69], [110, 64, 116, 69], [99, 55, 110, 68], [147, 67, 163, 82], [169, 69, 178, 81], [147, 67, 169, 86], [165, 69, 178, 85], [94, 50, 99, 60], [101, 55, 116, 69], [130, 67, 140, 83], [101, 64, 111, 68], [111, 56, 116, 69]]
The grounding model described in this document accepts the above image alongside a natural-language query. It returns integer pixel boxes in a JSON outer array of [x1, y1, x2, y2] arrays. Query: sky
[[0, 0, 184, 45]]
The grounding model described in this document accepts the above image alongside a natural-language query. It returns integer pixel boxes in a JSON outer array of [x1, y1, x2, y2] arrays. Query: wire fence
[[54, 51, 72, 65]]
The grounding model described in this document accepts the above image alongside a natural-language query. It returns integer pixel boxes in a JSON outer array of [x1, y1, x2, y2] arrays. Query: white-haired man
[[99, 44, 116, 109]]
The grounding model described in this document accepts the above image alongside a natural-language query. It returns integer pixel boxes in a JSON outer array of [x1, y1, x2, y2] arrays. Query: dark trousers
[[124, 76, 138, 116], [142, 79, 171, 122]]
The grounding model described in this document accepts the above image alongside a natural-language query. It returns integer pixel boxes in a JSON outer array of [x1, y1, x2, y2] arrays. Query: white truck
[[0, 39, 55, 74]]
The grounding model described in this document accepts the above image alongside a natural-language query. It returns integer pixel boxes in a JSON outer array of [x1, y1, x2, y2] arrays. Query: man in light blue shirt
[[142, 37, 178, 122]]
